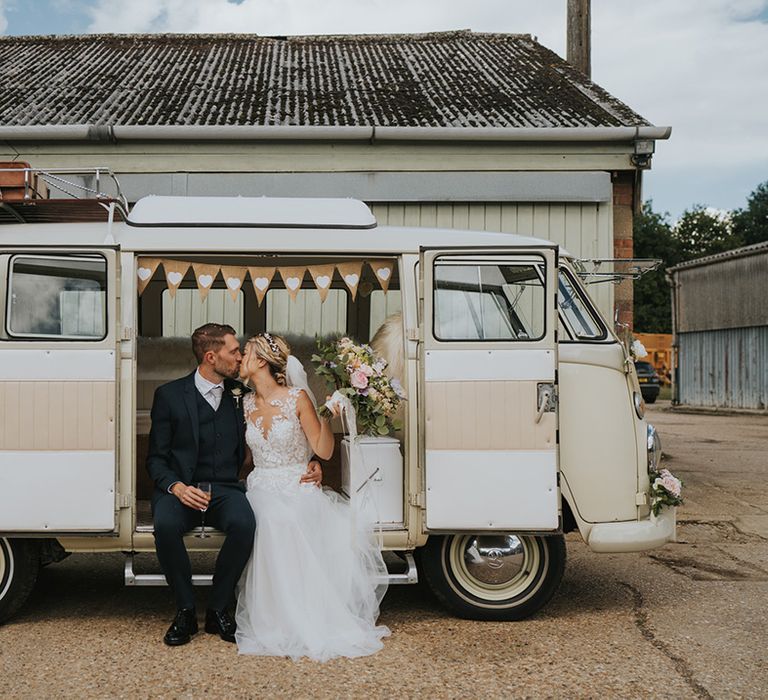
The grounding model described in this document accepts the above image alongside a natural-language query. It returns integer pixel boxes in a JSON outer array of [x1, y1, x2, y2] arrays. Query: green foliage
[[732, 180, 768, 247], [633, 203, 681, 332], [672, 205, 738, 259]]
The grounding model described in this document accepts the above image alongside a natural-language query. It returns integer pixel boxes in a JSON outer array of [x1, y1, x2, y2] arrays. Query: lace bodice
[[244, 387, 314, 474]]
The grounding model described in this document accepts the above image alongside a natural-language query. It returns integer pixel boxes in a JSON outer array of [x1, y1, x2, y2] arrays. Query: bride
[[235, 332, 390, 661]]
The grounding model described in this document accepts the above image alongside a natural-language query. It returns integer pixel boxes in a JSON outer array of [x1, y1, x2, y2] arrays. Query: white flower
[[631, 339, 648, 359], [390, 378, 406, 399]]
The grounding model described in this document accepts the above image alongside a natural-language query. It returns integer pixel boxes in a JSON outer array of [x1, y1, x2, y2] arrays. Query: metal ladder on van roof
[[0, 165, 129, 224]]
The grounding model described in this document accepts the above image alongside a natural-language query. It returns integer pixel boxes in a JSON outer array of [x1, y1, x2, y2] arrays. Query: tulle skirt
[[235, 465, 390, 661]]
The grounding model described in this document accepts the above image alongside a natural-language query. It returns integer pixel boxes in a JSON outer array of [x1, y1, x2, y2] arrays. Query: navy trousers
[[151, 483, 256, 611]]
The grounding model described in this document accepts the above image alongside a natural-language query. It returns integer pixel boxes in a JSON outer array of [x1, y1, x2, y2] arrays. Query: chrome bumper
[[587, 507, 677, 553]]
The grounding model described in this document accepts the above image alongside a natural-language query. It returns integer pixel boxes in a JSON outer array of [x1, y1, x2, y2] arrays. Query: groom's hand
[[171, 483, 211, 510], [300, 460, 323, 487]]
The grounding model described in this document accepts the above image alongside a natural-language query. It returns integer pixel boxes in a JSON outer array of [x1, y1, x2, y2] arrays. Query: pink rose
[[350, 370, 369, 390], [359, 363, 374, 377], [661, 474, 681, 498]]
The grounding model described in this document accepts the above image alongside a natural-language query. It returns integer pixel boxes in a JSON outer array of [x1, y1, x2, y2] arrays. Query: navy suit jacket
[[146, 371, 247, 493]]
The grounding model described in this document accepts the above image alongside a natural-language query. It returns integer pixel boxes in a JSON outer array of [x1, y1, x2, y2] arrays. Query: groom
[[147, 322, 322, 646]]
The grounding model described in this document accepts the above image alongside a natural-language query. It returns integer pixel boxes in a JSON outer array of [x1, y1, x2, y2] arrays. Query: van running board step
[[124, 552, 418, 587]]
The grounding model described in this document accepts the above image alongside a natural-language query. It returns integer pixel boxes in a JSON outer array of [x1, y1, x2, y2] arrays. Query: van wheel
[[419, 533, 566, 621], [0, 538, 40, 624]]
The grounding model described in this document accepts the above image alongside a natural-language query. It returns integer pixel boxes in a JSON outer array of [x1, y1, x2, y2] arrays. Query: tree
[[633, 202, 683, 332], [672, 205, 738, 259], [732, 180, 768, 247]]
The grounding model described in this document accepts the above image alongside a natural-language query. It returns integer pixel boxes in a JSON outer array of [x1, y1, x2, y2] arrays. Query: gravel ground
[[1, 402, 766, 699]]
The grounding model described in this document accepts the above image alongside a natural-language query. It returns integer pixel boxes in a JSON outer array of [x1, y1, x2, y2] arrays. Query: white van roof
[[128, 195, 378, 229], [0, 196, 573, 257]]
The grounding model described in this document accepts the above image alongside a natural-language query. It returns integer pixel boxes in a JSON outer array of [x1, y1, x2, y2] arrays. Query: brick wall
[[612, 171, 635, 331]]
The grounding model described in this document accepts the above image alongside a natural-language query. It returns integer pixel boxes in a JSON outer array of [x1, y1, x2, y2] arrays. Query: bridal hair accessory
[[261, 332, 280, 355]]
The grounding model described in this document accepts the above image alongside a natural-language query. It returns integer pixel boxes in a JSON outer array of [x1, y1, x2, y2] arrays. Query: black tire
[[646, 395, 657, 404], [0, 538, 40, 624], [419, 533, 566, 621]]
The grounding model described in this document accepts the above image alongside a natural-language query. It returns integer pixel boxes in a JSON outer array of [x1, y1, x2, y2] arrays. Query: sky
[[1, 0, 766, 220]]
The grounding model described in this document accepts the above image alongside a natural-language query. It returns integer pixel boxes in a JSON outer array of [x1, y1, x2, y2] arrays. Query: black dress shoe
[[163, 608, 198, 646], [205, 608, 237, 643]]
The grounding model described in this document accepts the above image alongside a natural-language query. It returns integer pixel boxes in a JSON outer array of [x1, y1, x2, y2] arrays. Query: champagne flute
[[196, 482, 212, 539]]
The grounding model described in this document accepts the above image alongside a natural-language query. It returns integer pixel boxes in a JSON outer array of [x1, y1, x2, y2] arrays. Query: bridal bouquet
[[649, 468, 684, 516], [312, 336, 405, 436]]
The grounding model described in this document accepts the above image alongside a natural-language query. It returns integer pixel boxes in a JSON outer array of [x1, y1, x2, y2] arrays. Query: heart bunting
[[247, 267, 275, 306], [135, 257, 392, 305], [278, 266, 307, 301], [367, 259, 396, 293], [336, 261, 363, 301], [192, 263, 220, 301], [308, 264, 336, 303], [220, 265, 247, 302], [136, 257, 161, 295], [162, 260, 191, 298]]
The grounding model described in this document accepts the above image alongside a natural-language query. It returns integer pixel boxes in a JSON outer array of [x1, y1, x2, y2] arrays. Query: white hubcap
[[448, 534, 547, 604]]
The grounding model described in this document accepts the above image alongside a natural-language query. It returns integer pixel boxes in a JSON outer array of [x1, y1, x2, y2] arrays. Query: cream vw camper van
[[0, 184, 674, 624]]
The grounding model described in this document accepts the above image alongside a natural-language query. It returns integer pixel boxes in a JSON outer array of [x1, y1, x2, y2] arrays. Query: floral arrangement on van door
[[312, 336, 405, 436], [649, 468, 684, 515]]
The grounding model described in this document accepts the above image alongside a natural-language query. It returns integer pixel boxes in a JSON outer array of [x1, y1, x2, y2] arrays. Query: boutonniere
[[230, 386, 244, 408]]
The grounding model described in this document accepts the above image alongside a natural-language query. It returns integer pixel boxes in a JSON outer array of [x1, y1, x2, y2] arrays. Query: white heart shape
[[227, 277, 241, 290], [344, 273, 359, 287], [198, 274, 213, 288], [315, 275, 331, 289], [137, 267, 152, 281], [286, 277, 301, 291], [376, 267, 391, 281], [167, 271, 183, 286], [254, 277, 270, 292]]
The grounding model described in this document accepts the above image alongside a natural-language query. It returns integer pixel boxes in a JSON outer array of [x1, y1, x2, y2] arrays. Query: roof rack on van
[[574, 258, 661, 285], [0, 165, 129, 224]]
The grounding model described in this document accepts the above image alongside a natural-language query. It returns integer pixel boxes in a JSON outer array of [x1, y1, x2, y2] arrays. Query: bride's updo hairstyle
[[244, 332, 291, 386]]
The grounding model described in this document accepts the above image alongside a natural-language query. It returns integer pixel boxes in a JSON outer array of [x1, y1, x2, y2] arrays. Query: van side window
[[7, 255, 107, 339], [433, 258, 545, 341], [266, 289, 347, 336], [162, 288, 243, 337], [558, 271, 606, 340]]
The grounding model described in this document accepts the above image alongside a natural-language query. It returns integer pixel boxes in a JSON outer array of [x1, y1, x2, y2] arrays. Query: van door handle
[[535, 384, 555, 424], [535, 390, 550, 423]]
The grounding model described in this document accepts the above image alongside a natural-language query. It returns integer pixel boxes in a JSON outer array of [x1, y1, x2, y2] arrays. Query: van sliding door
[[420, 247, 559, 531], [0, 248, 119, 533]]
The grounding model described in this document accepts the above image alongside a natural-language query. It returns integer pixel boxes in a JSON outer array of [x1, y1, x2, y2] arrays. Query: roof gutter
[[0, 124, 672, 142]]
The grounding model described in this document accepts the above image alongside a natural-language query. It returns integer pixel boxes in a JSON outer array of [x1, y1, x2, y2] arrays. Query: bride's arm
[[297, 391, 335, 460]]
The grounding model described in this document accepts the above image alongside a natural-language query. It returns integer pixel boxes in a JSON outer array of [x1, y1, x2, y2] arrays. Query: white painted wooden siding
[[162, 289, 243, 336], [266, 289, 346, 336], [370, 202, 613, 318]]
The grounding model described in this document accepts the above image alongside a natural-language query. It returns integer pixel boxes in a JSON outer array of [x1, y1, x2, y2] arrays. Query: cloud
[[0, 1, 8, 34]]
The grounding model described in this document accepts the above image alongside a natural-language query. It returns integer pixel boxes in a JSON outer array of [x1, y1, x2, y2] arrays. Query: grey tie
[[210, 385, 224, 410]]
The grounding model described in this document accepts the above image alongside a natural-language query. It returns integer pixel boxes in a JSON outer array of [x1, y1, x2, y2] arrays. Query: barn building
[[669, 242, 768, 411], [0, 31, 671, 325]]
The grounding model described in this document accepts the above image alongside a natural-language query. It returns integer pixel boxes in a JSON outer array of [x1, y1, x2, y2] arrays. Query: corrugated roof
[[668, 240, 768, 273], [0, 31, 650, 128]]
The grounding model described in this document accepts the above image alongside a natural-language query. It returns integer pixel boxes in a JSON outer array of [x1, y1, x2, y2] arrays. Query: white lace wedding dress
[[235, 387, 390, 660]]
